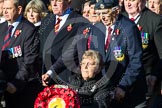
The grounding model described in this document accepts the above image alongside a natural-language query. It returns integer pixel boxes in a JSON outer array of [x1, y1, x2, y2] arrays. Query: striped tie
[[2, 25, 14, 50], [54, 17, 62, 33]]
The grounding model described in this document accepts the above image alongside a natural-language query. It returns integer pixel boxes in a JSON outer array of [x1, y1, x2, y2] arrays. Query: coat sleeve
[[0, 66, 6, 96], [118, 24, 144, 91], [152, 17, 162, 80], [48, 34, 82, 79], [12, 25, 39, 90]]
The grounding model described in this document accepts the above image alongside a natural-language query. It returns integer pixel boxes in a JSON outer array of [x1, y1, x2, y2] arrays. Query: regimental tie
[[130, 15, 140, 22], [54, 17, 62, 33], [87, 28, 92, 50], [2, 25, 14, 50], [105, 27, 112, 52], [130, 18, 135, 21], [88, 36, 92, 50]]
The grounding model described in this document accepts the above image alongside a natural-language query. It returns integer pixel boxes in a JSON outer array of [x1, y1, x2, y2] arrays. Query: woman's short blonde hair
[[81, 50, 104, 68], [24, 0, 48, 19]]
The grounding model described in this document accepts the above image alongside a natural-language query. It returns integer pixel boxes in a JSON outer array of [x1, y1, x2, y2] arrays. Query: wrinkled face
[[0, 1, 3, 16], [26, 8, 40, 24], [98, 9, 116, 26], [89, 4, 100, 23], [124, 0, 144, 16], [50, 0, 69, 16], [80, 58, 99, 80], [82, 3, 90, 19], [3, 0, 22, 23], [148, 0, 160, 14]]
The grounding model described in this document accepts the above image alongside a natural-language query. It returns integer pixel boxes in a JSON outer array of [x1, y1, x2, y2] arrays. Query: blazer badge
[[8, 45, 22, 58], [67, 24, 72, 31], [113, 46, 125, 61], [141, 32, 149, 49]]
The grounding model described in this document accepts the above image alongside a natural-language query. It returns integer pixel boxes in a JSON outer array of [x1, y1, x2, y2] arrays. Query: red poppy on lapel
[[67, 24, 72, 31], [14, 30, 22, 38], [115, 29, 120, 35], [83, 28, 89, 35], [137, 24, 142, 31]]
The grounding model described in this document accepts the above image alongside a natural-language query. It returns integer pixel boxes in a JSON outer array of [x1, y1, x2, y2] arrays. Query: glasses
[[82, 11, 90, 14], [80, 62, 99, 67], [50, 0, 63, 3]]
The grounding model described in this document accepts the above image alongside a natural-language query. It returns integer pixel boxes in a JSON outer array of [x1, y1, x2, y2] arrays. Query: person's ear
[[17, 6, 23, 15], [68, 0, 71, 2]]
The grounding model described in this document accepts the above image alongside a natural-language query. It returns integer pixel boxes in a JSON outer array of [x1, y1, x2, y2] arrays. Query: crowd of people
[[0, 0, 162, 108]]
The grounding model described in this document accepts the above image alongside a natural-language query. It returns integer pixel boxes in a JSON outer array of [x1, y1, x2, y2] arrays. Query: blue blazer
[[95, 14, 147, 107]]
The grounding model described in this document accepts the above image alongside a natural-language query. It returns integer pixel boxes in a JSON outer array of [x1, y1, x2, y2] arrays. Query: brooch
[[83, 28, 89, 35], [137, 24, 142, 31], [67, 24, 72, 31], [115, 28, 120, 35], [14, 30, 22, 38]]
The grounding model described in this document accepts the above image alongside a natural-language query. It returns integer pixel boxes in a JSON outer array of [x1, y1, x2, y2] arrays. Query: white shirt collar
[[55, 14, 69, 31], [34, 21, 41, 27], [8, 15, 22, 37], [0, 17, 6, 23], [129, 13, 141, 24]]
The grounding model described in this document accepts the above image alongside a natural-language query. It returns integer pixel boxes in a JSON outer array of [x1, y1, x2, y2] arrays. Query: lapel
[[8, 19, 24, 48], [43, 14, 56, 52], [92, 24, 105, 61], [78, 34, 88, 62], [82, 36, 88, 53], [105, 18, 121, 62], [95, 23, 107, 61], [44, 12, 77, 52], [137, 7, 147, 28], [43, 30, 56, 54], [52, 11, 77, 45]]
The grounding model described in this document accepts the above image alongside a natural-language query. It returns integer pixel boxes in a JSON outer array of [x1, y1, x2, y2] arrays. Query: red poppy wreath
[[34, 85, 80, 108]]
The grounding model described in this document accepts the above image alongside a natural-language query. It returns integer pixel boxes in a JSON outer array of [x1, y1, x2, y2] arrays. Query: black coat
[[0, 17, 40, 108], [38, 11, 89, 82], [0, 18, 38, 90], [69, 73, 112, 108], [123, 7, 162, 80]]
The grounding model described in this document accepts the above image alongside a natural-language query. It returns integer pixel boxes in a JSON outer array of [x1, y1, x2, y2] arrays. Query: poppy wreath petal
[[34, 85, 80, 108]]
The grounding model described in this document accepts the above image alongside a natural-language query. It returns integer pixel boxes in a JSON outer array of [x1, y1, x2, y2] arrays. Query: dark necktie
[[54, 17, 62, 33], [105, 27, 112, 52], [87, 36, 92, 50], [2, 25, 14, 50]]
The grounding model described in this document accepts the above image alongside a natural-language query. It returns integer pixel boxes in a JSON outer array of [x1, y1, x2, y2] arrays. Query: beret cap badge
[[100, 4, 105, 9]]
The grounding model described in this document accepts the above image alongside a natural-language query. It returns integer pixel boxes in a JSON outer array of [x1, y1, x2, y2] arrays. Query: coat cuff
[[117, 85, 128, 92]]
